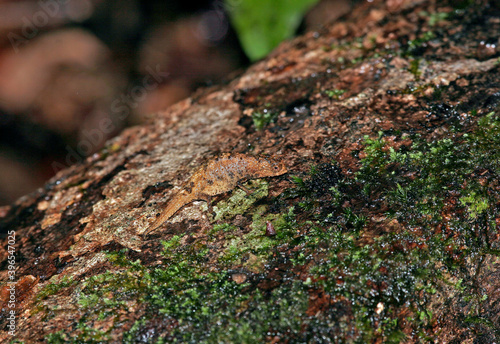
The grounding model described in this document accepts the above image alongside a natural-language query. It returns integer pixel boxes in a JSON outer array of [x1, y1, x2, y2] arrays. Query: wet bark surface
[[1, 0, 500, 342]]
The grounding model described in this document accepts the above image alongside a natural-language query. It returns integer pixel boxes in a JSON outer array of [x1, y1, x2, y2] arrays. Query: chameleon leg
[[237, 181, 253, 195], [202, 195, 214, 216]]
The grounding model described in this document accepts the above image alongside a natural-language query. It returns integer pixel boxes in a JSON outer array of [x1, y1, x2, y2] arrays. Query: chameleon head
[[255, 157, 288, 177]]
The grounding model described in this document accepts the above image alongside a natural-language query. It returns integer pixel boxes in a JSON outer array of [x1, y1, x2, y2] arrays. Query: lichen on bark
[[1, 0, 500, 342]]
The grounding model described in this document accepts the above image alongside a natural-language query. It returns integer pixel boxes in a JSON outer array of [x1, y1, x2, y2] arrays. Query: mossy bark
[[1, 0, 500, 342]]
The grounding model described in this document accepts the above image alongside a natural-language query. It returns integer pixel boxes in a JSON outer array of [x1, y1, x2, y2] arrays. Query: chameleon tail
[[143, 192, 192, 236]]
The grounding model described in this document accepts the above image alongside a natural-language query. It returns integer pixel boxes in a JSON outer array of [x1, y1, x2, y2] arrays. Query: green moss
[[42, 245, 315, 343], [8, 340, 25, 344], [36, 276, 76, 301], [308, 226, 442, 341], [217, 207, 293, 269], [271, 178, 436, 339], [269, 112, 500, 341], [43, 112, 500, 342], [46, 321, 109, 343], [358, 112, 499, 227], [35, 275, 77, 315], [419, 10, 449, 26], [208, 223, 238, 237], [252, 111, 278, 130], [213, 179, 270, 221], [325, 88, 346, 99], [408, 58, 421, 78], [406, 31, 435, 56], [350, 112, 500, 337], [460, 191, 489, 219], [212, 223, 237, 232], [160, 234, 182, 251]]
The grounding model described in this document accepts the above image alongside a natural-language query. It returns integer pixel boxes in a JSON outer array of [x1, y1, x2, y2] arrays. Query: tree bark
[[1, 0, 500, 342]]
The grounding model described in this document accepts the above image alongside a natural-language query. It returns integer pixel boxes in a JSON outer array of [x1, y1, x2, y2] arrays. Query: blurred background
[[0, 0, 351, 205]]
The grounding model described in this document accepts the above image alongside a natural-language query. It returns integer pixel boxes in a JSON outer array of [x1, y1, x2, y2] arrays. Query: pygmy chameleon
[[144, 153, 287, 235]]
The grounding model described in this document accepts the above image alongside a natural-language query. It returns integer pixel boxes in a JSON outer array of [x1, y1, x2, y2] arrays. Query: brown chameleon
[[144, 153, 287, 235]]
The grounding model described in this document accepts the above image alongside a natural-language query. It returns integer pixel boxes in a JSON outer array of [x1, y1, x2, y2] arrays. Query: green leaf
[[226, 0, 320, 61]]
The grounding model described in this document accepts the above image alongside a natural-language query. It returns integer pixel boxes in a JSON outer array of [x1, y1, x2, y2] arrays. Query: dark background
[[0, 0, 350, 205]]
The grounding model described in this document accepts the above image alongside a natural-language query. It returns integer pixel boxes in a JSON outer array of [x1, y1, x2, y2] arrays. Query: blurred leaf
[[226, 0, 320, 61]]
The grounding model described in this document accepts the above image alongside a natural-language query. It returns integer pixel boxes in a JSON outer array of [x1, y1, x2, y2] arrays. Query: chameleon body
[[145, 153, 287, 235]]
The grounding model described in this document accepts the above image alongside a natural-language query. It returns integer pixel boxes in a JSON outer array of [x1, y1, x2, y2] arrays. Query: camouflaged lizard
[[145, 153, 287, 235]]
